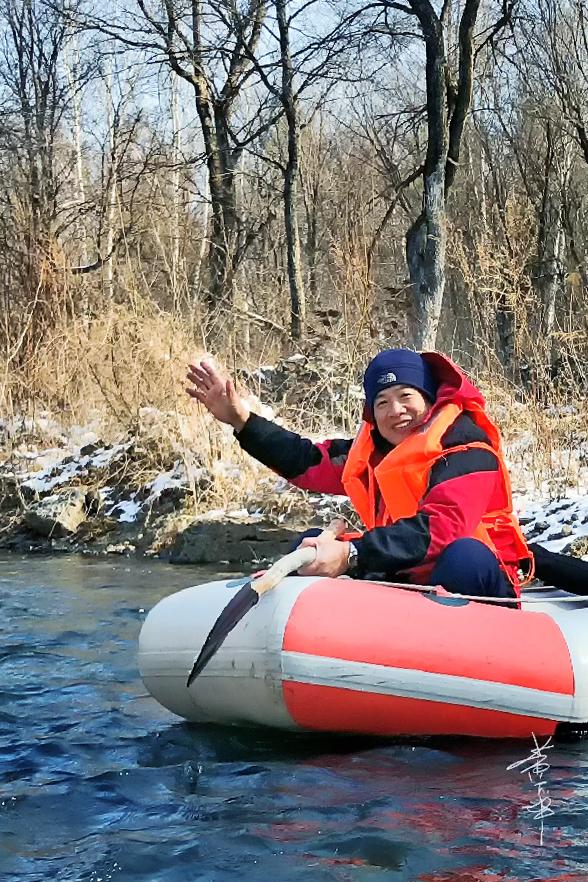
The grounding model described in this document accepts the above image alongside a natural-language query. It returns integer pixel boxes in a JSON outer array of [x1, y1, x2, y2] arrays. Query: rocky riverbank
[[1, 427, 587, 566], [0, 429, 358, 564]]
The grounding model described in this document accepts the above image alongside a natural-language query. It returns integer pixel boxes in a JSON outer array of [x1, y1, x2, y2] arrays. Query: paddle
[[530, 542, 588, 595], [186, 518, 347, 686]]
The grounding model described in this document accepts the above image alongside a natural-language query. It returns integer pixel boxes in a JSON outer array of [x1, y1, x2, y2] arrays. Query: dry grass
[[0, 292, 258, 513], [447, 197, 588, 501], [1, 242, 586, 520], [0, 286, 349, 519], [466, 355, 587, 502]]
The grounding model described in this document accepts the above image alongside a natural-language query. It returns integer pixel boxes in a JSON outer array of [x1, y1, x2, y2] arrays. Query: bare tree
[[274, 0, 306, 338], [523, 0, 588, 165], [0, 0, 94, 357], [231, 0, 350, 338], [300, 116, 332, 305], [518, 0, 588, 310], [486, 1, 586, 376], [237, 0, 307, 338], [369, 0, 516, 348], [83, 1, 273, 319]]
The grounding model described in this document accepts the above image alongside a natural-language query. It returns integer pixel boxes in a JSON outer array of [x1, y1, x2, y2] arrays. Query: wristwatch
[[346, 541, 359, 575]]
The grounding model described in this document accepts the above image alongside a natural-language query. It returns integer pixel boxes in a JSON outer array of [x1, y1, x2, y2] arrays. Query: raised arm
[[186, 358, 352, 494]]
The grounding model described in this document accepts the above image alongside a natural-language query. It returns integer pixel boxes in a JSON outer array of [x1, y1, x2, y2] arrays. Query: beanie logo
[[377, 371, 397, 385]]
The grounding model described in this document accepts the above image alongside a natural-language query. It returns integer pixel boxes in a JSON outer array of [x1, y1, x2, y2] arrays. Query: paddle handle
[[253, 518, 348, 597]]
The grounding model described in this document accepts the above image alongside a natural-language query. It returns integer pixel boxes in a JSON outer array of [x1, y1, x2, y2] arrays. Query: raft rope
[[368, 580, 588, 603]]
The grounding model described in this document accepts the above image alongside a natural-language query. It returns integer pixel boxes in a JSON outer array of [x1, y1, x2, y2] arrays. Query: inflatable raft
[[139, 576, 588, 739]]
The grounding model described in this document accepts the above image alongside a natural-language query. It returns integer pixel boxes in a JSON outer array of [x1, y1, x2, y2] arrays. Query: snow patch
[[20, 443, 131, 495], [111, 498, 142, 523]]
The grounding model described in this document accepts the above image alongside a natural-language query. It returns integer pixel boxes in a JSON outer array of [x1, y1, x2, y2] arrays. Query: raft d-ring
[[425, 594, 470, 607]]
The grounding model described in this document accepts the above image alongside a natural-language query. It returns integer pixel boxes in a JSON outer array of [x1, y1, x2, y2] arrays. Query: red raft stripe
[[282, 579, 574, 695], [283, 682, 557, 738]]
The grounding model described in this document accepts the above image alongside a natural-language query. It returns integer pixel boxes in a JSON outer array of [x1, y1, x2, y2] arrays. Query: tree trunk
[[170, 77, 182, 308], [306, 198, 319, 304], [496, 301, 516, 375], [203, 102, 238, 312], [301, 124, 325, 306], [236, 150, 251, 354], [405, 8, 447, 349], [104, 63, 119, 302], [276, 0, 305, 340], [536, 132, 572, 371], [64, 34, 90, 323], [403, 0, 484, 349], [64, 35, 88, 265], [284, 129, 305, 339], [406, 171, 447, 349]]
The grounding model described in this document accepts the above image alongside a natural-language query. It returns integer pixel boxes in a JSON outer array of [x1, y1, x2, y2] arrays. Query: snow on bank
[[20, 443, 132, 495], [1, 408, 587, 558], [504, 427, 588, 555], [518, 493, 588, 553]]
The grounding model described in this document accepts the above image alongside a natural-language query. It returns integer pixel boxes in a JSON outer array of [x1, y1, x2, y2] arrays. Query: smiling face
[[373, 385, 432, 445]]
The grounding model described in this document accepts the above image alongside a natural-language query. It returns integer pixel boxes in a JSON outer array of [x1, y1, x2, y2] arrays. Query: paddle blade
[[186, 583, 259, 686]]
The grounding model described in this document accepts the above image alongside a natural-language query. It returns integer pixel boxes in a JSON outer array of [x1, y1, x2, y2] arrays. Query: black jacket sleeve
[[235, 413, 352, 488]]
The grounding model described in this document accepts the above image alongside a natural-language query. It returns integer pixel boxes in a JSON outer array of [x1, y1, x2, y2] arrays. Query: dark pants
[[430, 538, 515, 599], [290, 532, 515, 600]]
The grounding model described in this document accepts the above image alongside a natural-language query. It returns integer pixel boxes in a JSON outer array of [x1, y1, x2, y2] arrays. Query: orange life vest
[[341, 402, 534, 590]]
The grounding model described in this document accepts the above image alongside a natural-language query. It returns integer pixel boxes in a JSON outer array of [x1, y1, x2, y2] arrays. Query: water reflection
[[1, 553, 587, 882]]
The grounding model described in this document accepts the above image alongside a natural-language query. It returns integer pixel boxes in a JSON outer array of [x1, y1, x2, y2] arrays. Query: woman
[[186, 349, 534, 599]]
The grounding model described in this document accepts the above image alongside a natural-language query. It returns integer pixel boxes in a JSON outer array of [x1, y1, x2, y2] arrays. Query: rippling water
[[1, 553, 587, 882]]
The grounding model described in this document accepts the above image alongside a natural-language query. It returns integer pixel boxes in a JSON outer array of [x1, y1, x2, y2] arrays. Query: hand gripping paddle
[[186, 518, 347, 686]]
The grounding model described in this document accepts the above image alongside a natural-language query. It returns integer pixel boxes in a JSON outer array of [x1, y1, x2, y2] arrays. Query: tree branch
[[445, 0, 482, 193], [367, 163, 424, 272]]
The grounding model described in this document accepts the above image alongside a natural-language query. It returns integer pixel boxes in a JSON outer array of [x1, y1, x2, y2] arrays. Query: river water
[[1, 553, 587, 882]]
